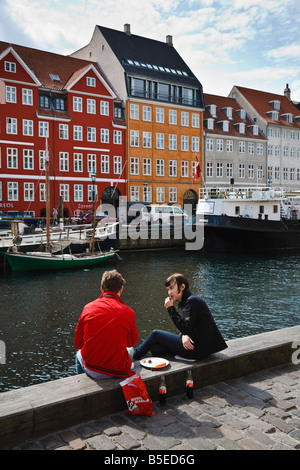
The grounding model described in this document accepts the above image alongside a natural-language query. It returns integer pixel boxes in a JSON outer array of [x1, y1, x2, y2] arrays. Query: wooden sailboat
[[4, 141, 118, 272]]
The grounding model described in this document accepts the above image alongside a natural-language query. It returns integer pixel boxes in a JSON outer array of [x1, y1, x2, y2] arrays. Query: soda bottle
[[186, 370, 194, 399], [159, 375, 167, 405]]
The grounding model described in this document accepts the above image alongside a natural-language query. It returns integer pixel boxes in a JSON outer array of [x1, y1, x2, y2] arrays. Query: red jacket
[[74, 292, 138, 377]]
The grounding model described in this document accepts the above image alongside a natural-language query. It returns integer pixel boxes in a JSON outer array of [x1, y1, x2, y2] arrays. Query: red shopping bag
[[120, 373, 155, 416]]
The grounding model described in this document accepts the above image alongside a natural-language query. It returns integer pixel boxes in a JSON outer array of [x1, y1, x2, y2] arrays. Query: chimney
[[166, 35, 173, 46], [124, 24, 131, 35], [284, 83, 291, 100]]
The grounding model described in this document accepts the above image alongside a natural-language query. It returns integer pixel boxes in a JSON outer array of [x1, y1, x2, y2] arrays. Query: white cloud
[[266, 44, 300, 61]]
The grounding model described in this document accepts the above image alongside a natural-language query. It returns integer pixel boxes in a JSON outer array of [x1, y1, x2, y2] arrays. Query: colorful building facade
[[0, 42, 126, 218]]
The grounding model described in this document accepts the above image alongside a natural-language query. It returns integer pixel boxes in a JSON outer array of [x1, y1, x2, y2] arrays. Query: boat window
[[235, 206, 240, 215], [273, 205, 278, 213], [259, 206, 264, 214]]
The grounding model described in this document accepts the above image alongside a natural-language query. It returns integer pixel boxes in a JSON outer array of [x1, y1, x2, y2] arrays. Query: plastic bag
[[120, 373, 155, 416]]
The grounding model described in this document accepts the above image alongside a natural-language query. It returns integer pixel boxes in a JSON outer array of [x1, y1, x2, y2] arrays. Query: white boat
[[196, 186, 300, 252]]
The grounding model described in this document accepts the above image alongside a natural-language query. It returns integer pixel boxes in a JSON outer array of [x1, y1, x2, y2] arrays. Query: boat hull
[[201, 215, 300, 252], [3, 250, 117, 272]]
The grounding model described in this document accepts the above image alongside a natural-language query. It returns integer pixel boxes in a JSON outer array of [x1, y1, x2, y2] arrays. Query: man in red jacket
[[75, 270, 138, 379]]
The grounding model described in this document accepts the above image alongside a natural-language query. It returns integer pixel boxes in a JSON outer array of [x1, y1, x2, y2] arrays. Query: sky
[[1, 0, 300, 100]]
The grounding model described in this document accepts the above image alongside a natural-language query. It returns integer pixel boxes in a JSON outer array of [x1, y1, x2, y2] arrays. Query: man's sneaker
[[127, 347, 134, 359]]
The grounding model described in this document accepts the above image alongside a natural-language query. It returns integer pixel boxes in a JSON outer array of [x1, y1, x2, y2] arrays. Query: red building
[[0, 42, 126, 219]]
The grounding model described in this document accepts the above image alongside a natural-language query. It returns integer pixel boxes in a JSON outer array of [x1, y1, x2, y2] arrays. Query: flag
[[192, 157, 201, 184]]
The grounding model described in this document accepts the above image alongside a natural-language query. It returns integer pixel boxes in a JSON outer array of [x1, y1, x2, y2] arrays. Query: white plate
[[140, 357, 169, 369]]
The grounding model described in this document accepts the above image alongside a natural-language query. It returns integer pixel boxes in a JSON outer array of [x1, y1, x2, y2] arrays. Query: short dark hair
[[165, 273, 189, 291], [101, 269, 125, 293]]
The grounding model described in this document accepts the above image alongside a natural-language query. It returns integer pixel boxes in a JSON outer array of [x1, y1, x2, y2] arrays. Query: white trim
[[0, 46, 41, 86], [73, 146, 110, 152], [66, 63, 117, 99], [0, 174, 126, 183], [0, 140, 34, 146]]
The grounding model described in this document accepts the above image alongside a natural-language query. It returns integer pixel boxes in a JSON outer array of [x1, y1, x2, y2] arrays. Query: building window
[[40, 183, 46, 202], [101, 128, 109, 143], [143, 158, 151, 176], [130, 130, 139, 147], [156, 159, 164, 176], [143, 106, 151, 121], [130, 157, 139, 175], [169, 134, 177, 150], [143, 185, 152, 203], [73, 97, 82, 112], [22, 89, 33, 106], [39, 95, 50, 109], [181, 161, 189, 177], [86, 77, 96, 87], [74, 153, 83, 172], [257, 165, 263, 179], [39, 150, 46, 170], [87, 99, 96, 114], [54, 98, 65, 111], [130, 186, 140, 202], [156, 187, 165, 203], [257, 143, 263, 155], [7, 148, 18, 168], [169, 160, 177, 177], [113, 130, 122, 145], [130, 104, 139, 120], [192, 136, 199, 152], [206, 162, 213, 178], [39, 121, 49, 138], [169, 187, 177, 203], [156, 108, 164, 123], [206, 138, 213, 151], [24, 182, 34, 201], [156, 133, 164, 149], [60, 184, 69, 202], [59, 152, 69, 171], [5, 61, 16, 72], [216, 139, 223, 152], [226, 140, 233, 152], [239, 164, 245, 178], [8, 182, 18, 201], [143, 132, 152, 148], [248, 164, 254, 179], [6, 117, 17, 134], [192, 113, 199, 128], [23, 149, 34, 170], [74, 184, 83, 202], [88, 127, 96, 142], [169, 109, 177, 125], [100, 101, 109, 115], [6, 86, 16, 103], [181, 112, 189, 127], [114, 156, 122, 174], [181, 136, 189, 151], [239, 141, 245, 153], [88, 154, 97, 174], [73, 125, 82, 141], [59, 124, 69, 140], [216, 162, 223, 177], [23, 119, 33, 136], [248, 142, 254, 154]]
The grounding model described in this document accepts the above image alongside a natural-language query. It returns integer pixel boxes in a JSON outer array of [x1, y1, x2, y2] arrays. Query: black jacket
[[167, 289, 227, 359]]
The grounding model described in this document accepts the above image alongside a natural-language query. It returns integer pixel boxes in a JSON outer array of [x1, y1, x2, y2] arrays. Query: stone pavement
[[13, 363, 300, 451]]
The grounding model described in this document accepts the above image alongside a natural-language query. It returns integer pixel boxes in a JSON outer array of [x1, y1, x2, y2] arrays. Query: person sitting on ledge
[[75, 269, 138, 379], [130, 273, 227, 361]]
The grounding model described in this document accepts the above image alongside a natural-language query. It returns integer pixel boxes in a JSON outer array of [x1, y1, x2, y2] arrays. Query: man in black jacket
[[132, 273, 227, 360]]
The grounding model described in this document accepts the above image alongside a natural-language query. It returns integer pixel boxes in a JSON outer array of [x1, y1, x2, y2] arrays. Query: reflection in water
[[0, 250, 299, 392]]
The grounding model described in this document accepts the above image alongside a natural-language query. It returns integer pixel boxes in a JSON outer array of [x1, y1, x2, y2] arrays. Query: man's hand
[[182, 335, 194, 350], [164, 296, 173, 308]]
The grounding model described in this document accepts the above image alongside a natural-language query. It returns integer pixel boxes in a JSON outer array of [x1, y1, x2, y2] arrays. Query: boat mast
[[45, 139, 50, 252]]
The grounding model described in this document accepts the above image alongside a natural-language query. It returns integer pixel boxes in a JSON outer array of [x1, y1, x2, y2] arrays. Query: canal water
[[0, 249, 299, 392]]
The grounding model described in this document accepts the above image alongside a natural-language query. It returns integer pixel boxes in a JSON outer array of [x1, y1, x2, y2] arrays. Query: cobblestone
[[13, 364, 300, 451]]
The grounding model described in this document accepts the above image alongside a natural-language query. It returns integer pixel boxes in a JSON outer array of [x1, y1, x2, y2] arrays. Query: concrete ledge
[[0, 325, 299, 449]]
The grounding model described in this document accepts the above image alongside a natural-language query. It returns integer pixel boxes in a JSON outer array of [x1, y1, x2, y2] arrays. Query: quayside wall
[[0, 325, 299, 449]]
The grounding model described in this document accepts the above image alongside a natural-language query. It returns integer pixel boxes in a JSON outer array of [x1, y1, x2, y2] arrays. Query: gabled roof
[[233, 86, 300, 128], [97, 25, 203, 90], [0, 41, 117, 97], [203, 93, 266, 140]]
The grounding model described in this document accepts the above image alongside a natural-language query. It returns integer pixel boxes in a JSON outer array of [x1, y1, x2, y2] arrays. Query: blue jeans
[[133, 329, 196, 360], [75, 350, 111, 379]]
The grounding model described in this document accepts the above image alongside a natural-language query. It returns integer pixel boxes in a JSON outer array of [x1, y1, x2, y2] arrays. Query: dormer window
[[269, 100, 281, 111], [236, 109, 246, 120], [49, 74, 61, 82], [207, 104, 217, 118], [281, 113, 293, 123], [218, 120, 229, 132], [222, 107, 233, 119], [205, 118, 214, 130], [266, 110, 279, 121], [248, 124, 259, 136], [234, 122, 245, 133]]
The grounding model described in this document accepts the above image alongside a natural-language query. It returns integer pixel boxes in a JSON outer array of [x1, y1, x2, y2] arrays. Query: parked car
[[118, 201, 150, 223], [141, 205, 188, 224], [6, 211, 37, 227], [79, 211, 118, 225]]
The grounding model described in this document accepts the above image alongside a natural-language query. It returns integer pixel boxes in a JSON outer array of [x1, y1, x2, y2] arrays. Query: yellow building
[[72, 24, 205, 209]]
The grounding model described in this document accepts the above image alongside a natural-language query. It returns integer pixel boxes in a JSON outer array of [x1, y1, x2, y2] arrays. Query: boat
[[3, 246, 117, 272], [196, 186, 300, 252], [3, 140, 119, 271]]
